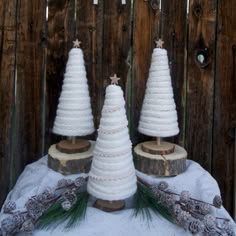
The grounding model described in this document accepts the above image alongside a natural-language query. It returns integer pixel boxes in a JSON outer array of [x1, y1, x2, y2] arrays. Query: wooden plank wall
[[0, 0, 236, 216]]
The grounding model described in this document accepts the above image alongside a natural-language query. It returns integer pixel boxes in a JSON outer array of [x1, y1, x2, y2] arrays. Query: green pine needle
[[36, 191, 89, 230], [133, 182, 174, 223]]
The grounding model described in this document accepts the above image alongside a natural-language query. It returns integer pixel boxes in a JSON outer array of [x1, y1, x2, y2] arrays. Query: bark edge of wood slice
[[48, 141, 94, 175], [134, 143, 187, 177], [141, 141, 175, 155], [56, 139, 91, 154], [94, 199, 125, 212]]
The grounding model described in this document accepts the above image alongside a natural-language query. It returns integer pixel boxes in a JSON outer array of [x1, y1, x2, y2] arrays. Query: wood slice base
[[56, 139, 91, 154], [141, 141, 175, 155], [94, 199, 125, 212], [48, 142, 94, 175], [134, 143, 187, 176]]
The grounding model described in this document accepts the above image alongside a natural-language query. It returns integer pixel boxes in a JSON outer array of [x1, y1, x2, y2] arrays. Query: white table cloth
[[0, 156, 235, 235]]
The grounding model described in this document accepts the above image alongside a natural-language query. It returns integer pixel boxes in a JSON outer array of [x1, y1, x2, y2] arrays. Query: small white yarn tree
[[87, 74, 137, 206], [138, 39, 179, 147], [53, 39, 95, 140]]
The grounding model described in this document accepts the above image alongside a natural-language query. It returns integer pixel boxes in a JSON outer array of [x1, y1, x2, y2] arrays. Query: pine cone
[[194, 202, 211, 215], [57, 179, 68, 188], [12, 213, 25, 226], [1, 217, 17, 234], [74, 177, 86, 188], [158, 181, 169, 191], [180, 191, 190, 203], [61, 200, 72, 211], [62, 190, 77, 206], [213, 195, 222, 208], [25, 198, 43, 220], [21, 220, 34, 233], [3, 201, 16, 213], [150, 185, 161, 198], [188, 219, 204, 234], [223, 223, 236, 236]]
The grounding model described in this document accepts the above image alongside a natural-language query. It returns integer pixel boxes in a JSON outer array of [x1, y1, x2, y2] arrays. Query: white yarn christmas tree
[[138, 39, 179, 138], [52, 39, 95, 137], [87, 75, 137, 201]]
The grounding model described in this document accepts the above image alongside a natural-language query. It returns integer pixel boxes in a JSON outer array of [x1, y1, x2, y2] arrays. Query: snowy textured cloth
[[0, 156, 235, 235]]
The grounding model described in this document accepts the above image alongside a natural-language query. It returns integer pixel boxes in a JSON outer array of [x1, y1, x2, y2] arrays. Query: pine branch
[[36, 191, 89, 230], [133, 182, 174, 223]]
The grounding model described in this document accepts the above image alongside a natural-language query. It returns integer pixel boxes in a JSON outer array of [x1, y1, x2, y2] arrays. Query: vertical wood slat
[[46, 0, 76, 146], [14, 0, 46, 172], [186, 0, 217, 171], [102, 1, 131, 111], [213, 1, 236, 214], [161, 0, 187, 146], [76, 0, 103, 129], [0, 0, 17, 206], [131, 0, 160, 144]]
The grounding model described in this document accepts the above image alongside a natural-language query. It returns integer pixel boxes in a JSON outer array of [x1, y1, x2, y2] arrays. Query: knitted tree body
[[87, 85, 137, 201], [52, 46, 95, 137], [138, 47, 179, 138]]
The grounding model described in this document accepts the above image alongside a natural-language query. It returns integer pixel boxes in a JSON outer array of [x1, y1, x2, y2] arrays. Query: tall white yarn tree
[[87, 74, 137, 210], [52, 39, 95, 151], [138, 39, 179, 153]]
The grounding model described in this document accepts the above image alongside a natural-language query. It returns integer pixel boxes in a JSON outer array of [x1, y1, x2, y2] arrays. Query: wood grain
[[131, 0, 160, 144], [161, 0, 187, 146], [213, 0, 236, 214], [76, 0, 103, 129], [102, 0, 131, 117], [46, 0, 76, 146], [0, 0, 17, 206], [15, 0, 46, 169], [186, 0, 217, 171]]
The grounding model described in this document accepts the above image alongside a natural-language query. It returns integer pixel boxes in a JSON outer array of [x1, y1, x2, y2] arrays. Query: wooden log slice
[[56, 139, 91, 154], [134, 143, 187, 176], [94, 199, 125, 212], [48, 142, 94, 175], [141, 141, 175, 155]]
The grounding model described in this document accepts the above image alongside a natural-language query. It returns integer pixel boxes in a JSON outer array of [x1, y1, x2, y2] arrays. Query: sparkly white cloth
[[138, 47, 179, 137], [0, 156, 235, 236], [52, 47, 95, 136], [87, 85, 137, 200]]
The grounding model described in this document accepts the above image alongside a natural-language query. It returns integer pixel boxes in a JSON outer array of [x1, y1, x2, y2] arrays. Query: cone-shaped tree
[[138, 39, 179, 138], [87, 75, 137, 201], [52, 40, 95, 137]]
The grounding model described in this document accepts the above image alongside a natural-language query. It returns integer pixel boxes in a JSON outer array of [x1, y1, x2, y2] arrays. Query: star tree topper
[[110, 74, 120, 85], [155, 39, 164, 48], [73, 39, 82, 48]]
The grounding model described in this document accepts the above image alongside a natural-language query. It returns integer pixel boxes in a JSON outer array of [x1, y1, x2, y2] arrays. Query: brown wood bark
[[94, 199, 125, 212], [213, 0, 236, 214], [186, 0, 217, 171], [131, 1, 160, 144], [48, 143, 94, 175], [46, 0, 76, 146], [134, 143, 187, 176], [76, 0, 103, 130], [161, 0, 187, 146], [0, 0, 17, 206]]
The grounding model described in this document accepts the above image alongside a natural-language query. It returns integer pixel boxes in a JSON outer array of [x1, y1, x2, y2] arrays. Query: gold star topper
[[73, 39, 82, 48], [110, 74, 120, 85], [155, 39, 164, 48]]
